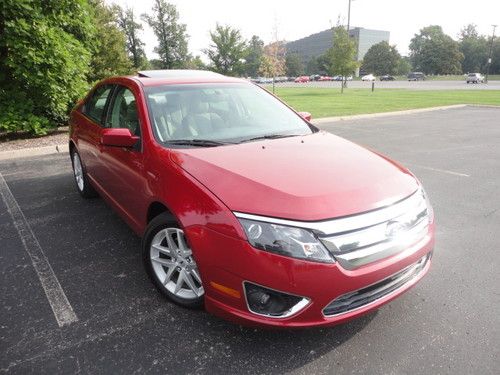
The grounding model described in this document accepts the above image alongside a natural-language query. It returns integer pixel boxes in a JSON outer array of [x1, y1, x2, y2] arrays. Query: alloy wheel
[[150, 228, 204, 300]]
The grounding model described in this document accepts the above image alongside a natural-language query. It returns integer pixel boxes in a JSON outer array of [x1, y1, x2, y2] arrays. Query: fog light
[[243, 282, 310, 318]]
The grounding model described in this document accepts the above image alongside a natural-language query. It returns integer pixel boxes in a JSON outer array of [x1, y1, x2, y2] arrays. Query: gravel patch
[[0, 127, 69, 151]]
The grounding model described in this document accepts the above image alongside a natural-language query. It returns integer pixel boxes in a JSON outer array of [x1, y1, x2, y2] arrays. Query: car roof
[[129, 69, 246, 87]]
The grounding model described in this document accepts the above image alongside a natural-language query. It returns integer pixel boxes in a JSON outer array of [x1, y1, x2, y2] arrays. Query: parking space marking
[[0, 173, 78, 327], [407, 164, 470, 177]]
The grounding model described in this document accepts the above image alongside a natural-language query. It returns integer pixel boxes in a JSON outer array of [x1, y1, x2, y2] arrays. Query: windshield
[[144, 83, 314, 145]]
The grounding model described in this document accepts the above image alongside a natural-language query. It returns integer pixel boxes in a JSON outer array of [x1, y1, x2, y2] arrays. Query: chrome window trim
[[242, 281, 311, 319], [234, 189, 420, 236]]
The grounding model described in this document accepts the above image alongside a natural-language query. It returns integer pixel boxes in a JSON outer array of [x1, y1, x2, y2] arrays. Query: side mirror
[[101, 128, 139, 148], [298, 111, 312, 122]]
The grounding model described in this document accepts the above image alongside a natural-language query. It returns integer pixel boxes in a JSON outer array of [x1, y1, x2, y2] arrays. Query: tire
[[142, 212, 204, 308], [71, 149, 97, 198]]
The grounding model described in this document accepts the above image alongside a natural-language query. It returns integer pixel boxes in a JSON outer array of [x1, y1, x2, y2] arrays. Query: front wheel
[[142, 213, 204, 308]]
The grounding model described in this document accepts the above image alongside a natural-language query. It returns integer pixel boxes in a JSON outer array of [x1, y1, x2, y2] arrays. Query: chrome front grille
[[234, 188, 432, 270], [318, 189, 431, 270], [323, 253, 431, 316]]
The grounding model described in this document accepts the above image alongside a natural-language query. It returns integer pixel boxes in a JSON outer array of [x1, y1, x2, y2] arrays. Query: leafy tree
[[88, 0, 132, 82], [409, 25, 463, 74], [490, 37, 500, 75], [459, 24, 489, 73], [0, 0, 95, 134], [259, 41, 286, 78], [305, 57, 319, 75], [285, 52, 304, 76], [325, 25, 358, 92], [116, 5, 148, 69], [362, 41, 401, 75], [204, 24, 247, 76], [244, 35, 264, 77], [184, 55, 207, 70], [142, 0, 189, 69], [396, 57, 412, 75]]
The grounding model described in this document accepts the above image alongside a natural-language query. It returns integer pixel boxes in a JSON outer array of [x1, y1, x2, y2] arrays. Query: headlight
[[238, 218, 334, 263]]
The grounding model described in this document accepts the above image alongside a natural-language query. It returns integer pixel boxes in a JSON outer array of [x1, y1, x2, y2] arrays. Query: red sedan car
[[294, 75, 310, 83], [69, 70, 434, 328]]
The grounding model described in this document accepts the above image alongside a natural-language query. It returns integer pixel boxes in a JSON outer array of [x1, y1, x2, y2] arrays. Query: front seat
[[173, 94, 223, 139]]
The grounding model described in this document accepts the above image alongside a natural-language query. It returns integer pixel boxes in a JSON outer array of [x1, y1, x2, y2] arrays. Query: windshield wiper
[[165, 139, 232, 147], [239, 133, 302, 143]]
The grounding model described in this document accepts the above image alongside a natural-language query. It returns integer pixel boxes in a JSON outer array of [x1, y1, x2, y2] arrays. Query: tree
[[0, 0, 95, 134], [459, 24, 489, 73], [88, 0, 132, 82], [184, 55, 206, 70], [409, 25, 463, 74], [362, 41, 401, 75], [116, 6, 148, 69], [258, 41, 286, 78], [396, 57, 412, 75], [204, 24, 247, 76], [325, 25, 358, 92], [285, 52, 304, 76], [491, 37, 500, 74], [142, 0, 189, 69], [305, 57, 319, 75], [244, 35, 264, 77]]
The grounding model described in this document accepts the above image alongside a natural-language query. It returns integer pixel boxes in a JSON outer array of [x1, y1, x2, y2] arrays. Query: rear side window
[[83, 85, 113, 124]]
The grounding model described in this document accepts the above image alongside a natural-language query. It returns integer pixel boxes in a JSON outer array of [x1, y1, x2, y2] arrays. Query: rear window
[[83, 85, 113, 124]]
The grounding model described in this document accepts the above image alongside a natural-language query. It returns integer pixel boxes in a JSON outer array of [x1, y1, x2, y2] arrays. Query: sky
[[109, 0, 499, 59]]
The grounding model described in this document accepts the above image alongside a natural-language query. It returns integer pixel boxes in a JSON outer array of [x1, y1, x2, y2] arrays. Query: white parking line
[[408, 164, 470, 177], [0, 173, 78, 327]]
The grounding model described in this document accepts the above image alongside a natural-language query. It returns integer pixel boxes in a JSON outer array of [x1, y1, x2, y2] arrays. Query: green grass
[[272, 88, 500, 118], [424, 74, 500, 81]]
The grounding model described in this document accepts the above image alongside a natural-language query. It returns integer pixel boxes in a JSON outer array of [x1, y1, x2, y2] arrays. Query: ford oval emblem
[[386, 220, 405, 238]]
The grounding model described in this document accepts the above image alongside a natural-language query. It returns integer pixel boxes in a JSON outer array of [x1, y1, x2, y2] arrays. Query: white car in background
[[361, 74, 376, 81], [466, 73, 484, 84]]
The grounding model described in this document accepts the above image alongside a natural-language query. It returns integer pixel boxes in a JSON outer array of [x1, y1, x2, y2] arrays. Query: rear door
[[99, 84, 147, 229], [76, 84, 114, 181]]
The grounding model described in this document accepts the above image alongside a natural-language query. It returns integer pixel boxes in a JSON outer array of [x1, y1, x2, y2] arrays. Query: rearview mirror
[[101, 128, 139, 148], [298, 111, 312, 121]]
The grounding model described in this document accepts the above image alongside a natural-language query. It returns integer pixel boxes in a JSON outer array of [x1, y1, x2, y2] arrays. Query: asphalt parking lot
[[271, 79, 500, 90], [1, 106, 499, 374]]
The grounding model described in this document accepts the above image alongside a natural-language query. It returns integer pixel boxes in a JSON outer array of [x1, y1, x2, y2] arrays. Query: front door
[[100, 85, 147, 230]]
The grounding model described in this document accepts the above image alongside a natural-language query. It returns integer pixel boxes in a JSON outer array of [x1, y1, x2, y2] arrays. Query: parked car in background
[[333, 76, 353, 81], [466, 73, 484, 83], [361, 74, 376, 81], [275, 76, 289, 83], [295, 75, 310, 83], [69, 69, 435, 328], [319, 76, 333, 81], [310, 74, 321, 81], [407, 72, 426, 81], [380, 75, 395, 81]]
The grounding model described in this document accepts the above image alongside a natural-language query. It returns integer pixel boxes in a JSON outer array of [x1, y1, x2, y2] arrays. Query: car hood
[[169, 132, 419, 221]]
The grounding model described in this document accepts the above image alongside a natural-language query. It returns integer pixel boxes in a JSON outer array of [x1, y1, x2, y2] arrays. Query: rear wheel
[[71, 149, 97, 198], [143, 213, 204, 308]]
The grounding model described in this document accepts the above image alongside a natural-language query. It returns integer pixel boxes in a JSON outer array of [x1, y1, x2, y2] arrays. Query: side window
[[83, 85, 112, 125], [107, 86, 141, 137]]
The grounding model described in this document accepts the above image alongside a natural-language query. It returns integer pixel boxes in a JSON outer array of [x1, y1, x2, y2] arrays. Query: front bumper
[[185, 219, 435, 328]]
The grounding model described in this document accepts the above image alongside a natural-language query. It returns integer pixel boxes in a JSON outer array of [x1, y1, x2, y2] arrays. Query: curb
[[0, 144, 69, 161], [311, 104, 469, 124]]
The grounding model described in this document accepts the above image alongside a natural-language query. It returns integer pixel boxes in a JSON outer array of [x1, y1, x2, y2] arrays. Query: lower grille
[[323, 253, 431, 316]]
